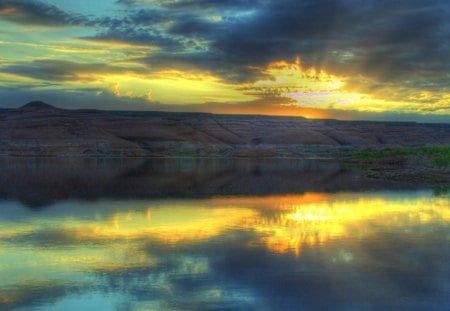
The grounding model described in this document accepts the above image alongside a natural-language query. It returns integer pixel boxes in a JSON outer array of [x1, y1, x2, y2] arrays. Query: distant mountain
[[19, 101, 61, 112], [0, 102, 449, 157]]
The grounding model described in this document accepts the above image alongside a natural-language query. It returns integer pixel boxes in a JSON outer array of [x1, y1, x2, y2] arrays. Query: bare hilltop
[[1, 101, 449, 157]]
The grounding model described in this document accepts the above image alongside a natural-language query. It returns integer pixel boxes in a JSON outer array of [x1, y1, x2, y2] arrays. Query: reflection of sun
[[97, 206, 257, 243], [0, 293, 15, 304], [250, 195, 450, 256], [0, 193, 448, 282]]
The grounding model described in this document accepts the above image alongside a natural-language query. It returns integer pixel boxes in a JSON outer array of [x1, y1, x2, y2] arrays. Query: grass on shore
[[347, 146, 450, 166]]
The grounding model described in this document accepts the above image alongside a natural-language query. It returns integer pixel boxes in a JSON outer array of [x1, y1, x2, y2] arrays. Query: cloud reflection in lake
[[0, 191, 449, 310]]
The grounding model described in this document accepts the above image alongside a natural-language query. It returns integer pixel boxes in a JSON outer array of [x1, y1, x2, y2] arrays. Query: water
[[0, 158, 449, 310]]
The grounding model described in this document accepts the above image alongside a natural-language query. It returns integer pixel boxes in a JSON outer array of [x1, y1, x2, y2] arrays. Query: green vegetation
[[433, 186, 450, 197], [347, 146, 450, 166]]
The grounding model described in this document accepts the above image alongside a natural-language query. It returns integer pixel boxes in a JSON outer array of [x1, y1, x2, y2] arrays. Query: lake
[[0, 158, 449, 310]]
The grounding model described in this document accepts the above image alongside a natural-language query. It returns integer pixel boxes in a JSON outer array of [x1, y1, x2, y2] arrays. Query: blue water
[[0, 159, 448, 310]]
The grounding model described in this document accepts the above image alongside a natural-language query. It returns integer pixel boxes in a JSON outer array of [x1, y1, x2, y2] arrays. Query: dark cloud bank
[[0, 0, 449, 120]]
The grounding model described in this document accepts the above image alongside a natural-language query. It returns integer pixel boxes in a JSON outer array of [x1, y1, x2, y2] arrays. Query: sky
[[0, 0, 449, 122]]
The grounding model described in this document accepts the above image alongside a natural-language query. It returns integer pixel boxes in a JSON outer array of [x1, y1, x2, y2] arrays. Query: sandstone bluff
[[1, 101, 449, 157]]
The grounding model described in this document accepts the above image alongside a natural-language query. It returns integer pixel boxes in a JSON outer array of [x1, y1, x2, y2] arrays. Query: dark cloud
[[7, 0, 442, 92], [116, 0, 260, 9], [167, 15, 222, 36], [0, 59, 146, 81], [0, 86, 153, 111], [0, 0, 448, 117], [79, 9, 184, 49], [3, 0, 450, 88], [135, 52, 265, 83], [115, 0, 137, 5], [128, 8, 169, 25], [102, 0, 447, 94], [1, 84, 448, 123], [163, 0, 260, 10], [0, 0, 88, 26], [82, 28, 180, 49]]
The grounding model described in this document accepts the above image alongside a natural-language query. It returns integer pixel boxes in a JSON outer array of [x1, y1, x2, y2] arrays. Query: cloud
[[0, 0, 449, 118], [3, 84, 448, 123], [0, 59, 147, 82], [162, 0, 260, 10], [81, 28, 180, 49], [106, 0, 449, 95], [0, 0, 88, 26], [0, 85, 153, 111], [10, 0, 443, 94], [161, 97, 450, 123], [115, 0, 137, 5]]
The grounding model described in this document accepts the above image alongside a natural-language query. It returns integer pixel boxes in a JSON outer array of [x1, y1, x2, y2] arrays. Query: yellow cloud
[[244, 57, 449, 115], [99, 71, 255, 104], [0, 6, 16, 15], [77, 38, 159, 50]]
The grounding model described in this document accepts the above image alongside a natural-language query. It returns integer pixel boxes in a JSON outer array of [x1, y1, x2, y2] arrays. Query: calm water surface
[[0, 159, 449, 310]]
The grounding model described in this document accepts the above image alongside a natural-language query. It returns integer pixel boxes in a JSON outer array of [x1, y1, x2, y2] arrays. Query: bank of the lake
[[342, 146, 450, 187]]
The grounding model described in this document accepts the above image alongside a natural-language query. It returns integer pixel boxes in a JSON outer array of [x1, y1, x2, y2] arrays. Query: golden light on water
[[0, 192, 449, 307], [1, 193, 448, 265], [250, 195, 450, 256], [92, 206, 257, 243]]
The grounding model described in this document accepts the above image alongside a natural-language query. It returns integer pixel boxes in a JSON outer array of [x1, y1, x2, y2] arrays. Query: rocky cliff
[[0, 101, 449, 157]]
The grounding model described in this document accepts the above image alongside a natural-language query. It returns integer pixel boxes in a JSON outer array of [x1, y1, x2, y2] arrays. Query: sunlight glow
[[244, 57, 445, 115], [0, 192, 448, 306], [251, 195, 450, 256]]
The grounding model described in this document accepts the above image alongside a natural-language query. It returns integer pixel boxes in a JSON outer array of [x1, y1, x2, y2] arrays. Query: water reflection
[[0, 191, 449, 310], [0, 157, 416, 208]]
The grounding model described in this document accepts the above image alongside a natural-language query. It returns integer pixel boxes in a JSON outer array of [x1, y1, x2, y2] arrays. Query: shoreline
[[0, 147, 448, 188]]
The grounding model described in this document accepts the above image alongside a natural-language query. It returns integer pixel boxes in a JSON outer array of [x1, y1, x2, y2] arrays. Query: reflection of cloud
[[0, 192, 449, 309], [0, 281, 84, 310], [80, 206, 257, 243], [250, 195, 450, 256], [2, 193, 449, 251]]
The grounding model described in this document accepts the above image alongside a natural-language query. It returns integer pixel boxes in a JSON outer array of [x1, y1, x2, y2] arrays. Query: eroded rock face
[[0, 102, 144, 156], [0, 102, 449, 157]]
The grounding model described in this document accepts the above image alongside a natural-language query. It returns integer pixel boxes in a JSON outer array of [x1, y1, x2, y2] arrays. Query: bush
[[348, 146, 450, 166]]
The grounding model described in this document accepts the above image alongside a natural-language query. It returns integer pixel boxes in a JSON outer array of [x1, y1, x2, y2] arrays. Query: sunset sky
[[0, 0, 449, 122]]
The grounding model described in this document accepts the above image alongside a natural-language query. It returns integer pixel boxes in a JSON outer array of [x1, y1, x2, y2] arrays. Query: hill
[[0, 102, 449, 157]]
